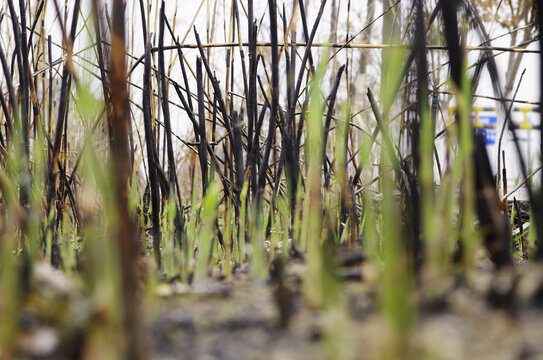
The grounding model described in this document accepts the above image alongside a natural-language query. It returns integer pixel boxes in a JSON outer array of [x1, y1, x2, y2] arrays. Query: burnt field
[[0, 0, 542, 359]]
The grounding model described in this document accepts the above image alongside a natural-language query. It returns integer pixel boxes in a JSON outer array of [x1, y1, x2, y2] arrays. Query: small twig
[[501, 166, 543, 202]]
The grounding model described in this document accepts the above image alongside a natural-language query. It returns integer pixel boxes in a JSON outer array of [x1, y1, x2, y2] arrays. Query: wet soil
[[148, 258, 543, 360], [11, 248, 543, 360]]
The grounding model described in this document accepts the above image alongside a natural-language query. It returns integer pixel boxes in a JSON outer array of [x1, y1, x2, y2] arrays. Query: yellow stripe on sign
[[518, 107, 532, 130], [473, 107, 484, 129]]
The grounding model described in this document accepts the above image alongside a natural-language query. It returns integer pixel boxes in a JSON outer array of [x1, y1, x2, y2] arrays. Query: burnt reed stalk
[[193, 28, 243, 202], [297, 0, 316, 73], [0, 92, 9, 147], [430, 91, 442, 179], [285, 3, 295, 131], [159, 1, 178, 195], [282, 3, 291, 120], [406, 0, 428, 273], [26, 0, 45, 62], [6, 0, 32, 212], [21, 0, 43, 136], [413, 0, 428, 178], [143, 37, 162, 268], [257, 0, 279, 205], [6, 0, 26, 150], [108, 0, 145, 357], [232, 112, 244, 194], [178, 48, 194, 113], [173, 71, 233, 217], [248, 72, 269, 200], [226, 51, 245, 200], [172, 79, 232, 204], [441, 0, 512, 268], [247, 0, 258, 200], [0, 42, 16, 138], [163, 16, 194, 115], [284, 0, 327, 218], [47, 35, 52, 138], [91, 0, 113, 138], [44, 0, 80, 263], [232, 0, 250, 148], [138, 0, 147, 45], [323, 64, 345, 190], [247, 24, 261, 200], [466, 0, 542, 263], [159, 1, 186, 249], [513, 198, 527, 259], [537, 0, 543, 260], [17, 0, 31, 156], [196, 58, 209, 195]]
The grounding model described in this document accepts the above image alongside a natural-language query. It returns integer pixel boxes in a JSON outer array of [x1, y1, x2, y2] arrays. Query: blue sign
[[472, 113, 498, 145]]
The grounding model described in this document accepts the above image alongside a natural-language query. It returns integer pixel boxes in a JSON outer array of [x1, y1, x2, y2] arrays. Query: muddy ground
[[148, 257, 543, 360], [12, 248, 543, 360]]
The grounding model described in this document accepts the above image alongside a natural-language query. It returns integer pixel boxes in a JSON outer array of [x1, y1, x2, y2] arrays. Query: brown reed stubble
[[108, 0, 145, 357]]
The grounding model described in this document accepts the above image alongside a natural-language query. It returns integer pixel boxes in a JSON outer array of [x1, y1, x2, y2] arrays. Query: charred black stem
[[323, 65, 345, 190], [0, 42, 16, 135], [91, 0, 113, 139], [159, 1, 178, 191], [193, 27, 244, 205], [367, 88, 401, 179], [138, 0, 147, 45], [196, 58, 209, 195], [44, 0, 81, 256], [257, 0, 279, 205], [164, 16, 193, 113], [247, 6, 258, 199], [7, 0, 32, 211], [159, 1, 185, 248], [143, 36, 162, 268], [441, 0, 512, 268]]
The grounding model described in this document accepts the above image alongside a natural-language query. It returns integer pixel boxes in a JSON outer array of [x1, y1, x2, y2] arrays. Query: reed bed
[[0, 0, 541, 359]]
